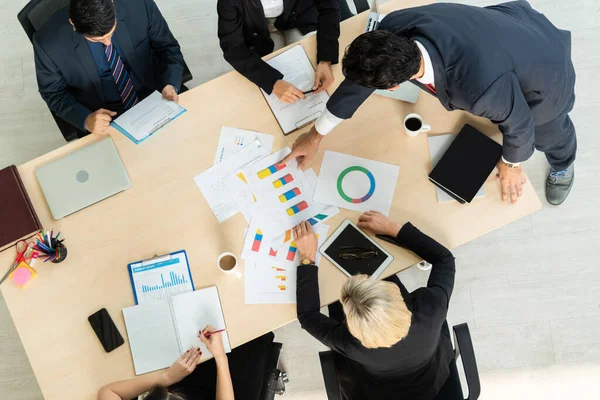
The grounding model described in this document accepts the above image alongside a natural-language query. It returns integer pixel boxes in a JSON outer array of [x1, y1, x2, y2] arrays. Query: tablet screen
[[323, 223, 391, 277]]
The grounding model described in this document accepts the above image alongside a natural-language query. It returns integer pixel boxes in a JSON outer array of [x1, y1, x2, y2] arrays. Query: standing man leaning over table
[[281, 1, 577, 206], [217, 0, 340, 104], [34, 0, 184, 137]]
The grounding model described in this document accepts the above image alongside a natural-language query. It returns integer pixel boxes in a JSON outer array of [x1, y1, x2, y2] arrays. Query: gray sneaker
[[546, 164, 574, 205]]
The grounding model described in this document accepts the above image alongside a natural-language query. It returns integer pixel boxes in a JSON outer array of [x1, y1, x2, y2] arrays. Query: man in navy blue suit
[[34, 0, 184, 136]]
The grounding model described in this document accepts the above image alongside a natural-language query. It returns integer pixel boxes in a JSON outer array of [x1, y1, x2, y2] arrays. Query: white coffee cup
[[217, 252, 241, 278], [404, 113, 431, 137]]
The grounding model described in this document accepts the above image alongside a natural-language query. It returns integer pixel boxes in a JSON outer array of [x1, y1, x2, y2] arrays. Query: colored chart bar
[[278, 187, 301, 203], [252, 229, 263, 252], [268, 248, 278, 257], [275, 275, 287, 281], [284, 230, 292, 242], [141, 271, 188, 293], [273, 174, 294, 188], [258, 163, 286, 179], [286, 201, 308, 216], [286, 242, 298, 261], [278, 285, 286, 291], [307, 213, 327, 226]]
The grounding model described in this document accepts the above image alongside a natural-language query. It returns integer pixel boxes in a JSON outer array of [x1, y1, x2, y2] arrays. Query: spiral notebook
[[122, 286, 231, 375]]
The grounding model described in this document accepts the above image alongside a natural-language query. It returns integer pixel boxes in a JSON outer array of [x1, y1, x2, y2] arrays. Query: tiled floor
[[1, 0, 600, 399]]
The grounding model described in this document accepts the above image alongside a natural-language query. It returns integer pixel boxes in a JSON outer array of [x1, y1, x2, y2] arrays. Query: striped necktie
[[104, 43, 139, 109]]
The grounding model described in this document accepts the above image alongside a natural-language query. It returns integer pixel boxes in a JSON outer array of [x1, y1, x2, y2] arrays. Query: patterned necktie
[[104, 43, 139, 109]]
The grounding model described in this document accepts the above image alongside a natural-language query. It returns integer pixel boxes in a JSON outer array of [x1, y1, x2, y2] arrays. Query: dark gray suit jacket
[[327, 1, 575, 163], [33, 0, 183, 131]]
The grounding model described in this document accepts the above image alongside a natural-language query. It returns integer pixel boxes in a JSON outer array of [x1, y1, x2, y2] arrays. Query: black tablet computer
[[319, 219, 393, 279]]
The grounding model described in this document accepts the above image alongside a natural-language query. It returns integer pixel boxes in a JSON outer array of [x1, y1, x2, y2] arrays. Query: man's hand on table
[[358, 211, 403, 237], [293, 221, 318, 263], [279, 126, 323, 170], [85, 108, 117, 134], [162, 84, 179, 103], [496, 160, 527, 203], [273, 80, 305, 104]]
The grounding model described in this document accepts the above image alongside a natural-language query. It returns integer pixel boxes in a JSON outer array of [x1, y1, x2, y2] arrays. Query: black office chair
[[260, 341, 289, 399], [319, 322, 481, 400], [17, 0, 194, 142]]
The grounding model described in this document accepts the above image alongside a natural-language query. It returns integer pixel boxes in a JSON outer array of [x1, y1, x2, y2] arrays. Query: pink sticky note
[[12, 267, 33, 287]]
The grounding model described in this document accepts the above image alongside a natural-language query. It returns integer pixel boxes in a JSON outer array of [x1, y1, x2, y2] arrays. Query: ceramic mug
[[404, 113, 431, 137], [217, 252, 241, 278]]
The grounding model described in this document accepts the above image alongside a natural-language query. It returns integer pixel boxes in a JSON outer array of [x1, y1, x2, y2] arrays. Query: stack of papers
[[193, 128, 339, 304]]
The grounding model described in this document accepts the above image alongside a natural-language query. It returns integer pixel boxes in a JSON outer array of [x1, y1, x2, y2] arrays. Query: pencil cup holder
[[51, 243, 68, 264]]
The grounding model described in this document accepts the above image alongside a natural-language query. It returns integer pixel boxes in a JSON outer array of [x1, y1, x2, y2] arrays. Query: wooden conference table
[[0, 1, 542, 398]]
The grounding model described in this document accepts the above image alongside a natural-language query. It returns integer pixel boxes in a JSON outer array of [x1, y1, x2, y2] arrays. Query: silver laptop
[[36, 137, 131, 220], [364, 0, 420, 104]]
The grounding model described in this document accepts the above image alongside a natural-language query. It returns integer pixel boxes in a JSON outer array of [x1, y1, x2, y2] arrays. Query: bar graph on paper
[[129, 252, 194, 304]]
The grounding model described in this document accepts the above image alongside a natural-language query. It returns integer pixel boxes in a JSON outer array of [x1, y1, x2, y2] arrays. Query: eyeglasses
[[339, 246, 378, 260]]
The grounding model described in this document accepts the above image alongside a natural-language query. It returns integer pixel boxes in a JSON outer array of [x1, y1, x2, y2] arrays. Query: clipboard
[[260, 45, 330, 136], [127, 250, 195, 305]]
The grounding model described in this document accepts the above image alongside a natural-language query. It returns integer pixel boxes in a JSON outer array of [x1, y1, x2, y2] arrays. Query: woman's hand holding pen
[[199, 325, 227, 362], [273, 80, 305, 104]]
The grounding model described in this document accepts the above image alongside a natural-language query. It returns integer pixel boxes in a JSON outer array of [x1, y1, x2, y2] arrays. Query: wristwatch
[[502, 157, 521, 169], [301, 258, 315, 265]]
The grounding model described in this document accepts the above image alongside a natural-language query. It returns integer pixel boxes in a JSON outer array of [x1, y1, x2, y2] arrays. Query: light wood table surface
[[0, 1, 541, 398]]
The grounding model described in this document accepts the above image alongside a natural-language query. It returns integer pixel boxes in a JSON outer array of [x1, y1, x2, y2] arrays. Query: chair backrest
[[17, 0, 70, 43]]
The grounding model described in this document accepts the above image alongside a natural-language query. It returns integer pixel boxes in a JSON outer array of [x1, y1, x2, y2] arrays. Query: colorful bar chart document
[[128, 250, 195, 304], [244, 224, 329, 304]]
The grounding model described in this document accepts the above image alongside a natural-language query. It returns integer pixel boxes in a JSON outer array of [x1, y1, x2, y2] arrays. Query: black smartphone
[[88, 308, 124, 353]]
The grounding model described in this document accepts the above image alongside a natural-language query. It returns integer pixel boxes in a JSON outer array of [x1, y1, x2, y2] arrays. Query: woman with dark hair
[[98, 326, 274, 400], [217, 0, 342, 104]]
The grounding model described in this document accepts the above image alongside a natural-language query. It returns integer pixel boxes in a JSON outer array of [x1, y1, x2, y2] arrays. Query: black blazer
[[326, 0, 575, 163], [33, 0, 184, 131], [217, 0, 340, 94], [297, 223, 456, 400]]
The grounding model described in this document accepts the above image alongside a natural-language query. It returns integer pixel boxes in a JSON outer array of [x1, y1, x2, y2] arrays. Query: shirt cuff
[[314, 108, 344, 135], [501, 156, 520, 166]]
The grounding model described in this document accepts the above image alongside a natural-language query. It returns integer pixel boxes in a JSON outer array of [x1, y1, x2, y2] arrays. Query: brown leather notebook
[[0, 165, 42, 253]]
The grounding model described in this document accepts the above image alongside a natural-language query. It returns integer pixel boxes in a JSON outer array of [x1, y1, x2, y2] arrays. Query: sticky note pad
[[10, 262, 37, 288]]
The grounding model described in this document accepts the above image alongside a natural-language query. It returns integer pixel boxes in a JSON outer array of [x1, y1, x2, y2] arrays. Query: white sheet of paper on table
[[314, 151, 400, 216], [193, 140, 268, 222], [261, 45, 329, 134], [112, 91, 185, 142], [213, 127, 275, 165], [427, 134, 485, 202], [244, 224, 329, 304]]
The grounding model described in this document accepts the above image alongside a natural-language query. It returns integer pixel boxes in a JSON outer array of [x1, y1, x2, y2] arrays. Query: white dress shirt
[[262, 0, 284, 18], [315, 41, 434, 135]]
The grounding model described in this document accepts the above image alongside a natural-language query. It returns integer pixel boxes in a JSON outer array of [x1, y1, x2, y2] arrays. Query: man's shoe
[[546, 164, 574, 205]]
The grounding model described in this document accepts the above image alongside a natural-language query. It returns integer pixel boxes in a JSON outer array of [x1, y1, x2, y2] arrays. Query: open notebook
[[123, 286, 231, 375]]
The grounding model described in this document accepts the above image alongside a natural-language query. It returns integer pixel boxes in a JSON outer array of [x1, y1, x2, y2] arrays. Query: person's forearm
[[215, 356, 235, 400], [97, 370, 174, 400]]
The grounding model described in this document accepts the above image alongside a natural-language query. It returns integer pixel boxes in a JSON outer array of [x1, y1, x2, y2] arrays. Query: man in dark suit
[[282, 1, 577, 206], [34, 0, 184, 137]]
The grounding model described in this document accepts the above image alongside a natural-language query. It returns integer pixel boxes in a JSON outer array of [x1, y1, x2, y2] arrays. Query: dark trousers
[[169, 332, 274, 400], [534, 113, 577, 171]]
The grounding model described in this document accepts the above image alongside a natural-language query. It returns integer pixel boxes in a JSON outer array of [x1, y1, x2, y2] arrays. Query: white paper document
[[112, 91, 186, 143], [314, 151, 400, 215], [123, 286, 231, 375], [213, 127, 275, 165], [194, 140, 268, 222], [262, 45, 329, 134], [428, 134, 485, 202], [244, 224, 329, 304], [238, 148, 317, 232]]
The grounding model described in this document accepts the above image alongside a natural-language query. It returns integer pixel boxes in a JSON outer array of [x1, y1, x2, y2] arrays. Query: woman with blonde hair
[[294, 211, 456, 400]]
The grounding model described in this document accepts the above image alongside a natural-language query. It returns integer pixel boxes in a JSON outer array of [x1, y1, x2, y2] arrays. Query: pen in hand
[[198, 328, 226, 338], [302, 89, 315, 95]]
